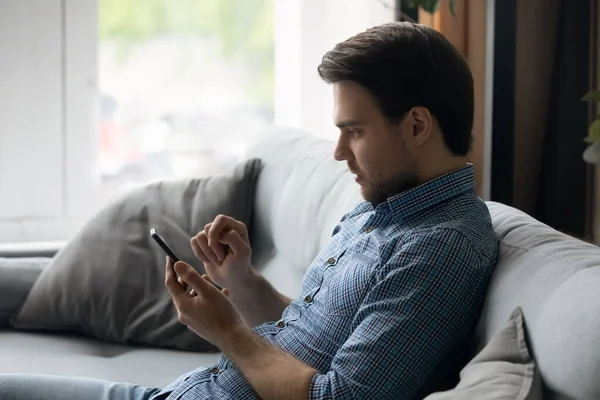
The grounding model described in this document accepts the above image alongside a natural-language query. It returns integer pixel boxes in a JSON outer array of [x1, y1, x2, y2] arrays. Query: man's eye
[[349, 129, 362, 137]]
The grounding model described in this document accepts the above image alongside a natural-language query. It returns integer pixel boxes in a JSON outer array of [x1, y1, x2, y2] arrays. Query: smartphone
[[150, 228, 221, 292], [151, 228, 194, 293], [150, 228, 180, 263]]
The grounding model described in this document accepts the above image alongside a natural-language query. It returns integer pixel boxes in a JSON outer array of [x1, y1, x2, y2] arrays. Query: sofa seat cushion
[[0, 330, 220, 388], [479, 202, 600, 399]]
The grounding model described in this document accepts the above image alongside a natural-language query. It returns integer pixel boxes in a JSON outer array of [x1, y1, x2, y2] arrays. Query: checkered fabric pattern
[[159, 164, 499, 400]]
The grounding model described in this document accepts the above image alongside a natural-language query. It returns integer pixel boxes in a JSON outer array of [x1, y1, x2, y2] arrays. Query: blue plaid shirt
[[160, 164, 498, 400]]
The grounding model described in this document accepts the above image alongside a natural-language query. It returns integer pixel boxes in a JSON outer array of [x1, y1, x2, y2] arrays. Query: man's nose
[[334, 136, 349, 162]]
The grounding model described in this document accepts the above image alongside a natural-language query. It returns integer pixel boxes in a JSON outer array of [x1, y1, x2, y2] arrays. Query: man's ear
[[408, 107, 433, 147]]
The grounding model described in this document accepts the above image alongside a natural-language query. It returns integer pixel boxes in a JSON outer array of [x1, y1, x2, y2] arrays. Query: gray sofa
[[1, 127, 599, 399]]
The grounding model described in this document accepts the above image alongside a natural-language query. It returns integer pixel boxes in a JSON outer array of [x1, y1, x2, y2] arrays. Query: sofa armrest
[[0, 241, 66, 258], [0, 257, 52, 327]]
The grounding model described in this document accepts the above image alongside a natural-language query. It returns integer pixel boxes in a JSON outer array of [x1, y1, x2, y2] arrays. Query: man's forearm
[[218, 323, 317, 400], [228, 268, 292, 327]]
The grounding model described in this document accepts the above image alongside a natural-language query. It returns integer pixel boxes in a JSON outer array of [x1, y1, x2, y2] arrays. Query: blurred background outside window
[[98, 0, 274, 197]]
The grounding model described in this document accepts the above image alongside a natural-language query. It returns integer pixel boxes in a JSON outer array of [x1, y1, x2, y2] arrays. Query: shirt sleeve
[[309, 228, 490, 400]]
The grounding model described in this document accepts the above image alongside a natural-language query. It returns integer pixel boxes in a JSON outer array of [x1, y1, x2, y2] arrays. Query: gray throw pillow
[[424, 307, 543, 400], [11, 158, 262, 351]]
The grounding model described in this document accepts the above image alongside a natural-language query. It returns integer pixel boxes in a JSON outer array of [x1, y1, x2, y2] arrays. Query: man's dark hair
[[317, 22, 474, 156]]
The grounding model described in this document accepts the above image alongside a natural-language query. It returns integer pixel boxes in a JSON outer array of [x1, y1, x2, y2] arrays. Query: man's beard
[[361, 171, 419, 206]]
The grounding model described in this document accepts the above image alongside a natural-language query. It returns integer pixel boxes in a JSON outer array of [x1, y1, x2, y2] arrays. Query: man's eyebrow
[[335, 120, 363, 128]]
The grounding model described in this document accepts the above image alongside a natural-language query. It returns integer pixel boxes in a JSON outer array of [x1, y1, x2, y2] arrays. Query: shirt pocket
[[323, 256, 375, 316]]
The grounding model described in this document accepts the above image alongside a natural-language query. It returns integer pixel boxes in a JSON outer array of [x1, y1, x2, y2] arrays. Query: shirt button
[[365, 226, 374, 233], [209, 367, 220, 374], [276, 320, 285, 328], [327, 257, 335, 264], [304, 294, 312, 302]]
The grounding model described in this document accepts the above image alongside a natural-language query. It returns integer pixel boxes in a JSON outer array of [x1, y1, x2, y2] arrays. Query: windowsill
[[0, 240, 66, 258]]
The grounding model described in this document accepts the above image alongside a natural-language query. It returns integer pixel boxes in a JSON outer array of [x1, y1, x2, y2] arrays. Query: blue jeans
[[0, 374, 165, 400]]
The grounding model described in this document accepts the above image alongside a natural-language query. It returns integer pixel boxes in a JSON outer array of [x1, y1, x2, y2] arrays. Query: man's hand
[[190, 214, 252, 290], [166, 258, 315, 400], [164, 257, 243, 346], [191, 214, 293, 328]]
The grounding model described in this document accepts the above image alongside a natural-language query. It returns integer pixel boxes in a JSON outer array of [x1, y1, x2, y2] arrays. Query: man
[[0, 22, 498, 399]]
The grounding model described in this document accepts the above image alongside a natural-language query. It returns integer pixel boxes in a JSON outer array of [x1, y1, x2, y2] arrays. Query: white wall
[[0, 0, 63, 220], [274, 0, 395, 140], [0, 0, 95, 242]]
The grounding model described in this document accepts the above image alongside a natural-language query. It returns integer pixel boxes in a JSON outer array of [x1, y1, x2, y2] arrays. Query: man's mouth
[[348, 167, 361, 183], [347, 165, 363, 183]]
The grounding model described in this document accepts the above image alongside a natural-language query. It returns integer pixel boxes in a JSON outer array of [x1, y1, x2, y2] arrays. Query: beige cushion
[[425, 307, 543, 400]]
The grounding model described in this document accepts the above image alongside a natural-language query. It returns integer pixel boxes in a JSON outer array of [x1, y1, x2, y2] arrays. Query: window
[[0, 0, 392, 243], [97, 0, 274, 199]]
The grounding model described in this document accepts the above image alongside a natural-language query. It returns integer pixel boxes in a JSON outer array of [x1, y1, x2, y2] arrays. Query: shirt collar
[[349, 164, 476, 221]]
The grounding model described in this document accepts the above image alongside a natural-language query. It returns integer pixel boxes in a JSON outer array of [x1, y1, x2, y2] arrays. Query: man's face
[[332, 80, 419, 205]]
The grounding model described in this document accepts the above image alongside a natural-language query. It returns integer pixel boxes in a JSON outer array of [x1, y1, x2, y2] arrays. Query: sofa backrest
[[244, 126, 600, 400], [479, 202, 600, 400], [244, 127, 362, 297]]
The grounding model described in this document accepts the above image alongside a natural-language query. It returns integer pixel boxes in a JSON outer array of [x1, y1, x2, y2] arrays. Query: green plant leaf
[[587, 119, 600, 142], [405, 0, 440, 14], [422, 0, 440, 14], [402, 0, 456, 16], [581, 91, 600, 102]]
